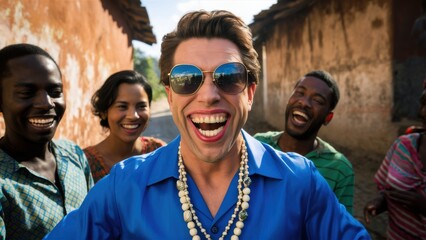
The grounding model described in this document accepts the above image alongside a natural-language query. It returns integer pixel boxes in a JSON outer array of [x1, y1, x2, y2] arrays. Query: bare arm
[[363, 192, 387, 224]]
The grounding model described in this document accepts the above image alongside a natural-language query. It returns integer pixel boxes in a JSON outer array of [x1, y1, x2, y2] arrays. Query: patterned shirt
[[374, 133, 426, 239], [254, 131, 354, 214], [84, 136, 166, 183], [0, 139, 94, 240]]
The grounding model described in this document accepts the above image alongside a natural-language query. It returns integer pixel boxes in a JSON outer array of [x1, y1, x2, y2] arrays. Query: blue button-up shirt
[[45, 130, 370, 239]]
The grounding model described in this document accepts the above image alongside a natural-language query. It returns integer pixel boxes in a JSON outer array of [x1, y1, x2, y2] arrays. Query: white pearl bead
[[243, 187, 250, 194], [187, 221, 195, 229], [182, 203, 189, 211], [241, 202, 249, 210], [231, 235, 239, 240], [183, 203, 191, 211], [243, 194, 250, 202], [233, 227, 242, 236], [192, 236, 201, 240], [236, 221, 244, 228], [189, 228, 198, 236]]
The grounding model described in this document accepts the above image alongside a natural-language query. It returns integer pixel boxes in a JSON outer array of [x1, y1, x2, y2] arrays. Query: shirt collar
[[0, 140, 65, 175], [146, 136, 180, 186], [307, 137, 338, 157], [243, 130, 284, 180], [0, 149, 22, 173], [146, 130, 283, 186]]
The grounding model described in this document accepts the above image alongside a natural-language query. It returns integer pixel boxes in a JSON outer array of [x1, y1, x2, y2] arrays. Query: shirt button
[[211, 226, 219, 234]]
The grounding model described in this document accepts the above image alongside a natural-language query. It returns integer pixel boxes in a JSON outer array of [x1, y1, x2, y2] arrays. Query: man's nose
[[34, 91, 54, 109], [197, 73, 221, 103], [297, 96, 312, 108]]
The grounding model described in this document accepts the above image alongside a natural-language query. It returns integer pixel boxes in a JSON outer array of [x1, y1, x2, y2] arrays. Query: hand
[[385, 189, 426, 215], [363, 193, 387, 224]]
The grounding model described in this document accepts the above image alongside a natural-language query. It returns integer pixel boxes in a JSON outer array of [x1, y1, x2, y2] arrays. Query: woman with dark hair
[[84, 70, 165, 182]]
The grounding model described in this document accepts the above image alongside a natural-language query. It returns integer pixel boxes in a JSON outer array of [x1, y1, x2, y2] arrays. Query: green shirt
[[254, 131, 354, 214], [0, 139, 94, 240]]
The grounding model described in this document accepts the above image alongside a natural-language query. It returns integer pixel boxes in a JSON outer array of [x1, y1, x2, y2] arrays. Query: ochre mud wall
[[254, 0, 397, 156], [0, 0, 135, 148]]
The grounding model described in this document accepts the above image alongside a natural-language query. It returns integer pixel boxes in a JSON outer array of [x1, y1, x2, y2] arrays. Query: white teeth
[[293, 110, 309, 121], [199, 127, 224, 137], [191, 115, 227, 124], [122, 124, 139, 129], [28, 118, 54, 126], [191, 114, 227, 137]]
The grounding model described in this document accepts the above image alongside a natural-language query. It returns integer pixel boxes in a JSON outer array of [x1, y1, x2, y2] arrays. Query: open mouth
[[292, 110, 309, 124], [28, 118, 55, 128], [122, 124, 140, 130], [191, 114, 227, 137]]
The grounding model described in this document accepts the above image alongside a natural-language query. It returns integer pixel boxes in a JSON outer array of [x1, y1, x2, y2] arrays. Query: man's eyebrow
[[14, 82, 34, 87], [14, 82, 63, 88], [313, 93, 327, 100]]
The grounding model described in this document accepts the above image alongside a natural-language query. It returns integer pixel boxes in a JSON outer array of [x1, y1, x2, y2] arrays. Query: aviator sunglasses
[[168, 62, 249, 95]]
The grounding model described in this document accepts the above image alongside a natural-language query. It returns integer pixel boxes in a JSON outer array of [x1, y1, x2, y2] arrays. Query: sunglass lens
[[214, 63, 247, 94], [170, 65, 203, 94]]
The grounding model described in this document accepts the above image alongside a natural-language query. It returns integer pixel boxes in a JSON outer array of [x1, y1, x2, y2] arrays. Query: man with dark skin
[[255, 70, 354, 213], [0, 43, 93, 239]]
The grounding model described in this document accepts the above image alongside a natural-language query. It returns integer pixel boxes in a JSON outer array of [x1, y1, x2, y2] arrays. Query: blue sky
[[134, 0, 277, 58]]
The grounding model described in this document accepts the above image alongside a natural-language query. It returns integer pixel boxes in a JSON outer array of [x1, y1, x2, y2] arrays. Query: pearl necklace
[[176, 141, 251, 240]]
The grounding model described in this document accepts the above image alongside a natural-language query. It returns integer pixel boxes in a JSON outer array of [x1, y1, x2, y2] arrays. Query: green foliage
[[133, 48, 166, 101]]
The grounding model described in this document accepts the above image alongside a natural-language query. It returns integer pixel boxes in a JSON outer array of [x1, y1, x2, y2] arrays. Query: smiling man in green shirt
[[254, 70, 354, 214]]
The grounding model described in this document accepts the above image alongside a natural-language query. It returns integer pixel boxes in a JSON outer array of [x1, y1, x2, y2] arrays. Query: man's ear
[[165, 85, 172, 105], [247, 83, 257, 111], [324, 112, 334, 125]]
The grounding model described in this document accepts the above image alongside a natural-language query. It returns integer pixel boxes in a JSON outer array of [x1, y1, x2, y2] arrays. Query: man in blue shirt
[[45, 10, 370, 239]]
